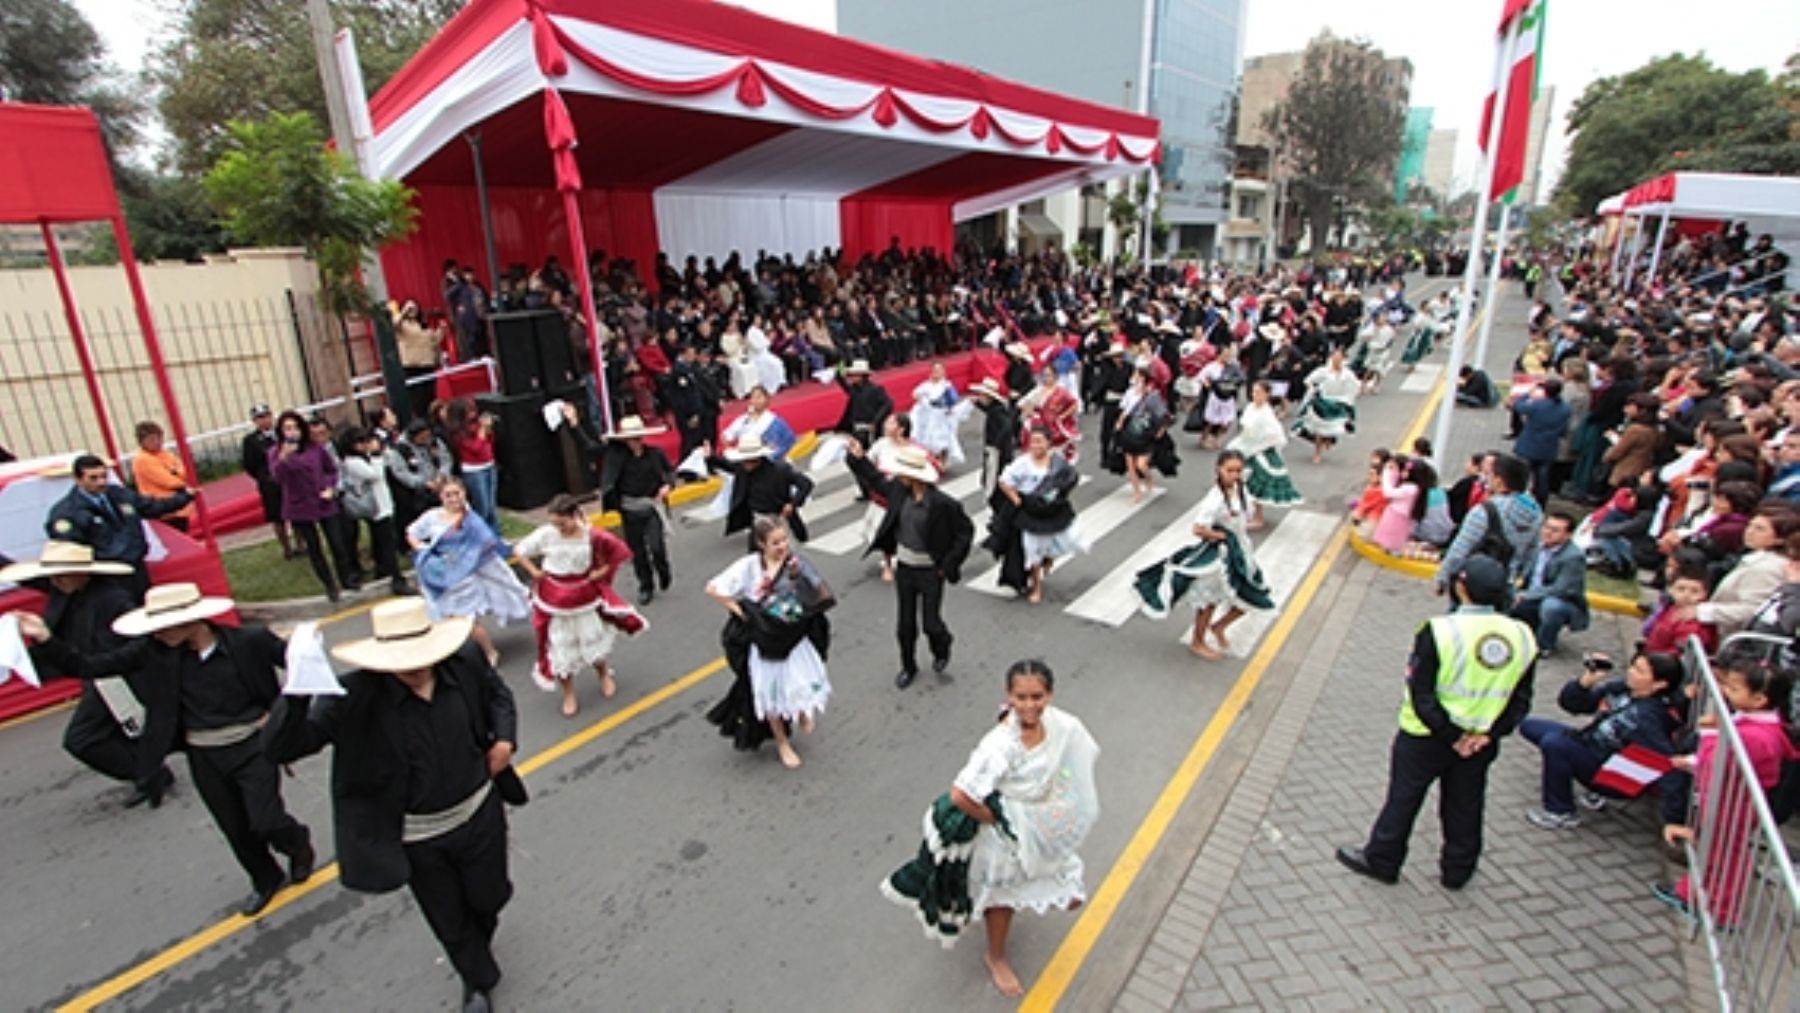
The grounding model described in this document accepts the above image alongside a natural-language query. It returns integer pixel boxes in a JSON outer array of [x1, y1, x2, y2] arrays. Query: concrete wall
[[0, 249, 341, 465]]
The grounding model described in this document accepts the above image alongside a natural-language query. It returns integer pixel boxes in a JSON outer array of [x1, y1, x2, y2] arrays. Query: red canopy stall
[[360, 0, 1159, 425]]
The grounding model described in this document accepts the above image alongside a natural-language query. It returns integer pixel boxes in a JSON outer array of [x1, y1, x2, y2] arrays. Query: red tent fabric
[[366, 0, 1160, 304]]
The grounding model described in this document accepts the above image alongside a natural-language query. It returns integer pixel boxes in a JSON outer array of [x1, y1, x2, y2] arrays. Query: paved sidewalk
[[1115, 563, 1696, 1012]]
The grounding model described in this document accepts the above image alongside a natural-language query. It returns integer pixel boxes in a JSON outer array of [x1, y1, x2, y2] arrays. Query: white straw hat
[[605, 415, 668, 440], [112, 582, 235, 637], [725, 435, 773, 461], [0, 541, 133, 583], [329, 598, 474, 672], [884, 444, 940, 484]]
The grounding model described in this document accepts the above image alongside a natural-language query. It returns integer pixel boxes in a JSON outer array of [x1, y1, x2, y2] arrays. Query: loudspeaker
[[535, 315, 581, 391], [491, 312, 547, 395], [477, 391, 561, 509]]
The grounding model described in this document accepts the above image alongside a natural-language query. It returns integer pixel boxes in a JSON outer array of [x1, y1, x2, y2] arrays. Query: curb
[[1347, 528, 1641, 616]]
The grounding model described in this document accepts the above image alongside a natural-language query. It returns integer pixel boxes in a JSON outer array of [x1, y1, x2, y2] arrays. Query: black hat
[[1457, 556, 1511, 606]]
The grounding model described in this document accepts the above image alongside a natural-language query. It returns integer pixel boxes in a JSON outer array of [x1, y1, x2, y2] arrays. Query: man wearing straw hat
[[16, 582, 315, 917], [845, 443, 973, 689], [708, 434, 814, 553], [588, 412, 676, 606], [833, 359, 892, 501], [265, 598, 520, 1013], [3, 541, 173, 807]]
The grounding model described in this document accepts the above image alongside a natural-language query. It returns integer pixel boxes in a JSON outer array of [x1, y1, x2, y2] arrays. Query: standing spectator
[[1511, 378, 1571, 506], [268, 410, 356, 602], [667, 343, 721, 460], [386, 419, 454, 534], [339, 428, 408, 596], [241, 404, 294, 558], [1336, 558, 1537, 889], [1509, 513, 1590, 657], [1435, 454, 1543, 594], [446, 400, 499, 533], [394, 301, 445, 419], [128, 421, 195, 533]]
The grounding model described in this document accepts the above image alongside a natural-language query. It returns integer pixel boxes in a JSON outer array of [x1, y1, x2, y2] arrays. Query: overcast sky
[[80, 0, 1798, 195]]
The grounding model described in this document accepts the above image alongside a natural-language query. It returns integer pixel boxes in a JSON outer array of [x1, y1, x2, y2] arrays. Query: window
[[1235, 194, 1261, 220]]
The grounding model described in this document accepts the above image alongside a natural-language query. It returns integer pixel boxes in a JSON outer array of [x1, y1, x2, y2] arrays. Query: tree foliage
[[1262, 38, 1406, 254], [151, 0, 463, 175], [1554, 52, 1800, 217], [0, 0, 143, 161], [203, 112, 417, 312]]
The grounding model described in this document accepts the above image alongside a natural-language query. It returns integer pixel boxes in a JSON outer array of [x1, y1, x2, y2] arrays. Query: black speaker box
[[536, 315, 581, 391], [490, 312, 547, 395], [476, 391, 561, 509]]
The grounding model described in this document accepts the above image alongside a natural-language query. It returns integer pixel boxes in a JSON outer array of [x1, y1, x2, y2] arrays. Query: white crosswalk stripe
[[964, 483, 1162, 597], [1165, 509, 1341, 657], [1063, 509, 1204, 627], [1399, 363, 1441, 393]]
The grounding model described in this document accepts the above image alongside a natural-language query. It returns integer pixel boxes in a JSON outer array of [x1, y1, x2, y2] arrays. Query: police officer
[[46, 453, 193, 594], [1337, 556, 1537, 890]]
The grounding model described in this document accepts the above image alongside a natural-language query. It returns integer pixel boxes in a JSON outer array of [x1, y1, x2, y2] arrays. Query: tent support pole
[[561, 190, 614, 434], [1472, 208, 1511, 374], [1622, 212, 1648, 293], [110, 214, 217, 550], [1607, 216, 1627, 285], [40, 221, 120, 463], [1644, 209, 1672, 288], [466, 131, 502, 297]]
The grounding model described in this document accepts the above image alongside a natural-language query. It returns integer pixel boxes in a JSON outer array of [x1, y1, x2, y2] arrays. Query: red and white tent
[[364, 0, 1161, 304]]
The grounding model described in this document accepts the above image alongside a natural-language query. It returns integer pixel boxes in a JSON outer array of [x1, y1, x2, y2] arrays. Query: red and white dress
[[515, 524, 647, 690], [1019, 381, 1081, 464]]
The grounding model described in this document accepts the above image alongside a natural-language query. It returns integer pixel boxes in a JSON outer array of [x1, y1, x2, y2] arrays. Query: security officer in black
[[1337, 557, 1537, 890], [46, 453, 193, 592]]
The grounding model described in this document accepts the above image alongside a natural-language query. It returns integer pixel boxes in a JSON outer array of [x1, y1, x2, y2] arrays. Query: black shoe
[[463, 987, 493, 1013], [658, 570, 672, 592], [325, 585, 341, 604], [1441, 872, 1472, 891], [639, 587, 655, 606], [287, 832, 316, 885], [1335, 846, 1398, 885], [931, 655, 949, 675], [241, 882, 283, 917], [344, 575, 364, 593], [895, 668, 917, 689], [390, 577, 411, 595], [126, 765, 175, 809]]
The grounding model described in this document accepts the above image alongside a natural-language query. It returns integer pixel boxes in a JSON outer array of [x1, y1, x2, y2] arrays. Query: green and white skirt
[[1133, 532, 1274, 619], [1245, 447, 1303, 506], [1292, 394, 1356, 441], [1399, 325, 1434, 365]]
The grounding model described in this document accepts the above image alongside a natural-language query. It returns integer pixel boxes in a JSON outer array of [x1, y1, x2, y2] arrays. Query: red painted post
[[40, 221, 121, 463], [561, 189, 615, 433]]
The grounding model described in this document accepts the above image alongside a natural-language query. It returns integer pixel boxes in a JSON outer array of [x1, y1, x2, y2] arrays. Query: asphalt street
[[1, 276, 1470, 1012]]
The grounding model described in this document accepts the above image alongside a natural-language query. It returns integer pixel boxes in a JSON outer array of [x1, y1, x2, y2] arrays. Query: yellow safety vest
[[1398, 611, 1535, 737]]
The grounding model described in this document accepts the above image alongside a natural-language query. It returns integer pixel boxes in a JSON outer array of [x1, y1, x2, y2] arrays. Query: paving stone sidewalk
[[1114, 563, 1696, 1012]]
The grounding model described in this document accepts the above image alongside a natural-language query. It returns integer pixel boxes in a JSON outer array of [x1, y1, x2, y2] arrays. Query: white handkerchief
[[542, 399, 568, 431], [0, 613, 41, 687], [283, 621, 345, 696], [676, 447, 710, 478], [809, 434, 850, 476]]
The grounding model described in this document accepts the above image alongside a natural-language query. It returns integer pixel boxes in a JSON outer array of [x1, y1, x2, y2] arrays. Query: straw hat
[[605, 415, 667, 440], [1156, 319, 1182, 335], [330, 598, 474, 673], [1258, 322, 1287, 341], [884, 444, 940, 484], [1105, 339, 1128, 356], [725, 435, 773, 461], [844, 359, 874, 375], [112, 582, 235, 637], [970, 377, 1003, 398], [1004, 341, 1033, 361], [0, 541, 133, 583]]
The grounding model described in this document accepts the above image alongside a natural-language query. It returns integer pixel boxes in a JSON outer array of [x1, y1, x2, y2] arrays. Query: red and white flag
[[1591, 743, 1674, 798], [1478, 0, 1547, 200]]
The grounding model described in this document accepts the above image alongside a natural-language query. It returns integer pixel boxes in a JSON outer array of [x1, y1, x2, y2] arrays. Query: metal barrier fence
[[1680, 634, 1800, 1012], [0, 292, 319, 473]]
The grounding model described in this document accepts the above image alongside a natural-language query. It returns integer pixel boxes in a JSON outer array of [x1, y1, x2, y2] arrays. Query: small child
[[1350, 448, 1393, 528], [1641, 567, 1719, 656], [1656, 646, 1800, 925]]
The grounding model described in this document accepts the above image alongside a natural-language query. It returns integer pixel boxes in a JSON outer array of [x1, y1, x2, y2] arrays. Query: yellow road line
[[55, 656, 729, 1013], [1021, 359, 1448, 1011], [0, 698, 75, 732]]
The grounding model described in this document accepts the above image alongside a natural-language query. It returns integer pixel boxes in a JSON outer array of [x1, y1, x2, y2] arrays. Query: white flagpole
[[1472, 205, 1512, 372], [1431, 14, 1518, 471]]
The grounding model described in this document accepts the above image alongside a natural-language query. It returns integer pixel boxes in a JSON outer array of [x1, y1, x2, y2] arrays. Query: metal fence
[[1680, 634, 1800, 1012], [0, 292, 319, 475]]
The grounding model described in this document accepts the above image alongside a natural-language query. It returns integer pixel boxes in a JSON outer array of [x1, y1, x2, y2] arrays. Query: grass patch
[[1587, 569, 1642, 602], [223, 510, 539, 602]]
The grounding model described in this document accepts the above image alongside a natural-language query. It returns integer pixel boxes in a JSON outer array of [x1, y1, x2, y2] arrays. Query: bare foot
[[1027, 588, 1043, 604], [984, 953, 1025, 999], [1130, 490, 1144, 505], [1188, 637, 1223, 661], [1210, 625, 1234, 654], [560, 689, 578, 718], [1247, 519, 1267, 531], [777, 742, 803, 769], [798, 711, 815, 735], [598, 670, 618, 699]]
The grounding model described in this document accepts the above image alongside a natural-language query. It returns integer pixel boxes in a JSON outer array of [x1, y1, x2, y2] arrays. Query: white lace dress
[[707, 554, 832, 723], [953, 707, 1100, 914]]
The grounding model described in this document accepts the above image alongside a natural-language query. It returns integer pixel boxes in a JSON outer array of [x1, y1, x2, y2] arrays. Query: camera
[[1581, 652, 1615, 673]]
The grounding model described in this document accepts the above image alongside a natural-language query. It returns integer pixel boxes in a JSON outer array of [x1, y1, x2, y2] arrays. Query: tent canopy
[[1620, 172, 1800, 220], [0, 104, 119, 224], [366, 0, 1160, 302]]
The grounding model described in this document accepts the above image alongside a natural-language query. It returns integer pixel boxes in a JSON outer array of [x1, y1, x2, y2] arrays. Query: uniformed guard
[[1336, 556, 1537, 890], [45, 453, 193, 594]]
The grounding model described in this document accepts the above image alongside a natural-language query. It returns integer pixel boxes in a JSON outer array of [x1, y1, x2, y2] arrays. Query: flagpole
[[1472, 206, 1511, 372], [1431, 15, 1518, 471]]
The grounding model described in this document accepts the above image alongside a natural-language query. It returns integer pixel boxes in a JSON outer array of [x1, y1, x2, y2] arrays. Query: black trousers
[[292, 517, 354, 594], [1361, 731, 1499, 883], [361, 515, 403, 582], [63, 687, 140, 786], [406, 793, 512, 992], [187, 737, 310, 893], [894, 562, 952, 675], [621, 508, 671, 593]]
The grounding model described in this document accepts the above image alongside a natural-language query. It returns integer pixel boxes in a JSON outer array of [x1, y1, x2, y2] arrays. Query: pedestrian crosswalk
[[1399, 363, 1441, 394], [963, 483, 1163, 596]]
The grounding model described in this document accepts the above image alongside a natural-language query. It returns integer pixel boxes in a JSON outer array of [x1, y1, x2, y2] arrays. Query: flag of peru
[[1478, 0, 1546, 200], [1591, 744, 1674, 798]]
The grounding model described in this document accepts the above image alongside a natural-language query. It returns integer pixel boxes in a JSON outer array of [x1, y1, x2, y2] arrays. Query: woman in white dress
[[910, 362, 967, 467], [1195, 344, 1245, 449], [745, 315, 787, 395], [704, 517, 835, 770], [1293, 347, 1361, 464], [907, 660, 1099, 998], [512, 495, 647, 717], [406, 477, 530, 666], [993, 427, 1086, 603], [722, 386, 797, 460], [1227, 381, 1304, 529], [1133, 452, 1274, 662]]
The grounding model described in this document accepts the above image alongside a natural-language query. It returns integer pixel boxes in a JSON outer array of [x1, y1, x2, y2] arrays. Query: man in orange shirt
[[132, 421, 194, 532]]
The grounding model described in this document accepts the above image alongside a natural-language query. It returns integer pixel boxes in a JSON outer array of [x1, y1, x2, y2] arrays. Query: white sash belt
[[185, 716, 264, 749], [402, 781, 491, 844]]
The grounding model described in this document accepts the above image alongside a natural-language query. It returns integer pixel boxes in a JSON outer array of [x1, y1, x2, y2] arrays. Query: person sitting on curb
[[1508, 512, 1589, 658], [1455, 365, 1497, 408], [1520, 650, 1682, 831]]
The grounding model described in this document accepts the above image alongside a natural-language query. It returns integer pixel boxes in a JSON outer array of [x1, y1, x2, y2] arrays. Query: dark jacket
[[709, 456, 814, 539], [846, 454, 974, 582], [264, 643, 517, 893], [46, 484, 192, 564], [1515, 540, 1590, 630], [1513, 396, 1571, 463], [37, 623, 284, 784], [241, 428, 279, 490], [1559, 677, 1677, 759], [833, 376, 893, 435], [975, 398, 1020, 453]]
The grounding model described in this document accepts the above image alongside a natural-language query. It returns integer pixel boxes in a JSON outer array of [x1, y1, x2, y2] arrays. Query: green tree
[[1553, 52, 1800, 217], [203, 111, 417, 312], [151, 0, 462, 175], [1262, 37, 1406, 255], [119, 171, 229, 263], [0, 0, 143, 161]]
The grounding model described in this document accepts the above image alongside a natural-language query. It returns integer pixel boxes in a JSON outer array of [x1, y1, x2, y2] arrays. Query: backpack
[[1473, 500, 1516, 567]]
